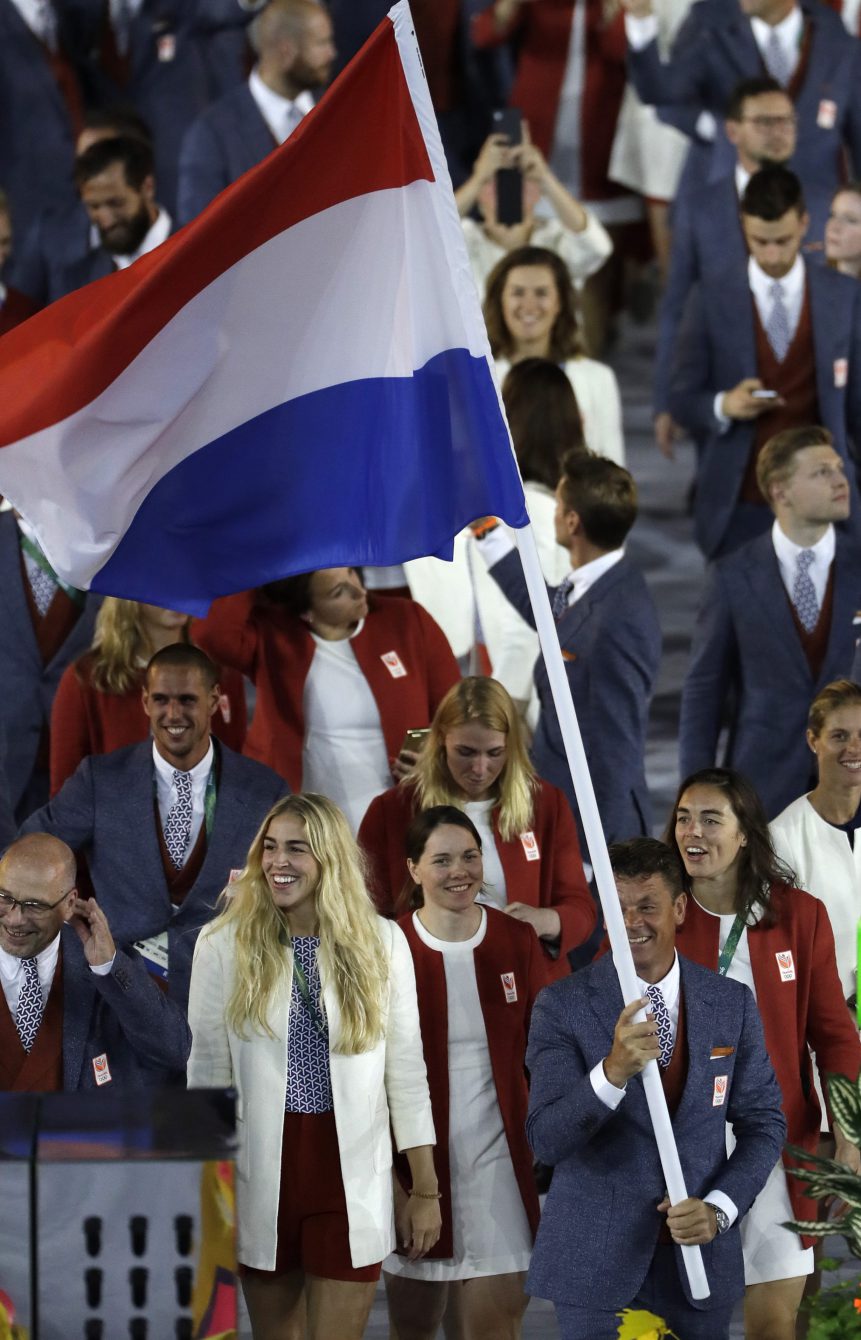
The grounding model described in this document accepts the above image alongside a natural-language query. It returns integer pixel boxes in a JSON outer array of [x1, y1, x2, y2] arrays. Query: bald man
[[0, 834, 190, 1092], [177, 0, 335, 222]]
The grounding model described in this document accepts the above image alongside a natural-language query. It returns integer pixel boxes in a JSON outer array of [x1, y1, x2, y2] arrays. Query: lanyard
[[19, 532, 85, 607], [291, 954, 328, 1038], [717, 914, 747, 977]]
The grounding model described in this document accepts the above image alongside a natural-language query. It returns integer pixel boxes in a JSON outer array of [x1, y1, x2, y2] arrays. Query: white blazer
[[187, 916, 436, 1270]]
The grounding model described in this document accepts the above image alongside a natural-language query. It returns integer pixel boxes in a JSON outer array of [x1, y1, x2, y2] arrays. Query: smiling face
[[443, 722, 508, 801], [674, 785, 748, 883], [261, 812, 321, 926], [142, 665, 219, 770], [500, 264, 561, 356], [808, 706, 861, 792], [407, 824, 483, 916], [826, 190, 861, 269], [0, 849, 76, 959], [616, 874, 686, 984]]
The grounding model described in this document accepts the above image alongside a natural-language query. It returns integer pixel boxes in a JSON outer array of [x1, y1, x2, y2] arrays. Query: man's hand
[[720, 379, 784, 421], [503, 902, 561, 941], [657, 1197, 718, 1245], [69, 897, 116, 968], [654, 411, 684, 459], [603, 997, 659, 1088], [391, 748, 419, 782]]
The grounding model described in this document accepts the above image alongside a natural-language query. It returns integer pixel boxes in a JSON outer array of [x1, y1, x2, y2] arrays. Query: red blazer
[[196, 592, 460, 790], [472, 0, 627, 202], [397, 907, 543, 1257], [677, 886, 861, 1230], [358, 778, 595, 980], [49, 650, 248, 794]]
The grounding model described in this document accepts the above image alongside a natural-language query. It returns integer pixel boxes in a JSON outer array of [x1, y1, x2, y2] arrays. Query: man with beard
[[177, 0, 335, 225], [51, 135, 171, 301]]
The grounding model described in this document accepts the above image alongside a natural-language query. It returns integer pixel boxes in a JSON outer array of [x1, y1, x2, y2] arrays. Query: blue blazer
[[680, 530, 861, 819], [526, 952, 786, 1311], [852, 640, 861, 682], [0, 0, 81, 237], [177, 83, 276, 224], [60, 926, 191, 1089], [0, 512, 100, 816], [21, 740, 287, 1010], [8, 198, 93, 307], [489, 549, 661, 848], [627, 0, 861, 214], [668, 259, 861, 558]]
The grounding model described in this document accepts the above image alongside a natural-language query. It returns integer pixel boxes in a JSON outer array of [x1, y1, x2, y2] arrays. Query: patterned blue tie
[[762, 26, 793, 87], [551, 574, 575, 620], [163, 770, 193, 869], [766, 280, 792, 362], [792, 549, 819, 632], [645, 984, 674, 1069], [15, 957, 44, 1053]]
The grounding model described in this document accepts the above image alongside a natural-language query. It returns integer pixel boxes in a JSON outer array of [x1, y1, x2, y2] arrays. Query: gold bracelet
[[409, 1189, 442, 1200]]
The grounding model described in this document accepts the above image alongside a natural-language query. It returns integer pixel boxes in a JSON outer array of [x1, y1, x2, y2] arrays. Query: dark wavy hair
[[501, 357, 585, 491], [483, 246, 583, 361], [662, 768, 797, 926], [400, 805, 482, 913], [260, 567, 364, 619]]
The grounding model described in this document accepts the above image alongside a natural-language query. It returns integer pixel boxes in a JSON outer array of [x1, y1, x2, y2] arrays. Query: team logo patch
[[92, 1053, 112, 1086], [501, 972, 518, 1004], [381, 650, 407, 678], [519, 831, 540, 861], [776, 950, 796, 982], [712, 1075, 728, 1107]]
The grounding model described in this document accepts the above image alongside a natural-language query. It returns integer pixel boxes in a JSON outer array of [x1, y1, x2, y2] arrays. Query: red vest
[[787, 564, 835, 680], [742, 287, 818, 502], [155, 801, 208, 906], [0, 955, 64, 1092]]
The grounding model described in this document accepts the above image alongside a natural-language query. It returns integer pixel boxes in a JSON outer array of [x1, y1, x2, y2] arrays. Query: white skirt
[[741, 1158, 814, 1286], [609, 86, 691, 202]]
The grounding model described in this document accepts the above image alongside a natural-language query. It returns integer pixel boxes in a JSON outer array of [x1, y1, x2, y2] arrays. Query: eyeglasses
[[0, 888, 75, 918], [741, 115, 796, 129]]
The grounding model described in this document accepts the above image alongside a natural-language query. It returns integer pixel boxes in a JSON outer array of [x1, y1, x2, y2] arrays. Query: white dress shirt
[[475, 525, 625, 613], [735, 164, 752, 198], [714, 253, 806, 426], [750, 7, 804, 80], [10, 0, 54, 41], [152, 739, 214, 863], [0, 931, 111, 1015], [771, 519, 835, 609], [248, 69, 314, 145], [111, 207, 172, 271]]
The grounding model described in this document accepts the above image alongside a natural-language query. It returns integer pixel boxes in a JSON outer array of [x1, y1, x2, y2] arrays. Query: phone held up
[[491, 107, 523, 226]]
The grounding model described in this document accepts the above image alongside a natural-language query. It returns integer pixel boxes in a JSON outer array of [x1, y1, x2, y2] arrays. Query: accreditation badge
[[501, 972, 518, 1004], [92, 1053, 113, 1086], [712, 1075, 728, 1107], [776, 950, 796, 982], [381, 650, 407, 678]]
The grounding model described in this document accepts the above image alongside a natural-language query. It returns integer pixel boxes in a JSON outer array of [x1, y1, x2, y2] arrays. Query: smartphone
[[491, 107, 523, 225], [751, 389, 779, 400], [400, 728, 431, 756]]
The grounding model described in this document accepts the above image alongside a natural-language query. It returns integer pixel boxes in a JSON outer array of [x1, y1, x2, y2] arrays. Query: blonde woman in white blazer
[[187, 793, 439, 1340]]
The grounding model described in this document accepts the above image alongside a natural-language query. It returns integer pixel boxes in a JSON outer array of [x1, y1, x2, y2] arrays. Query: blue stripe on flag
[[92, 348, 527, 613]]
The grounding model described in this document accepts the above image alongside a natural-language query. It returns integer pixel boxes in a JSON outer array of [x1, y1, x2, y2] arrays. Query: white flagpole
[[514, 521, 710, 1301]]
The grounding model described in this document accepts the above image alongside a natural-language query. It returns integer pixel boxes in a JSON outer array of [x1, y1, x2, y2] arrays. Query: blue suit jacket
[[0, 513, 101, 816], [8, 198, 93, 307], [60, 925, 191, 1089], [526, 952, 786, 1311], [21, 740, 287, 1010], [680, 530, 861, 818], [668, 259, 861, 557], [490, 550, 661, 848], [852, 640, 861, 681], [177, 83, 276, 224], [627, 0, 861, 213]]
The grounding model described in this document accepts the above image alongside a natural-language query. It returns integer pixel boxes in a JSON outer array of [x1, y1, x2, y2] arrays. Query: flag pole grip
[[513, 522, 710, 1300]]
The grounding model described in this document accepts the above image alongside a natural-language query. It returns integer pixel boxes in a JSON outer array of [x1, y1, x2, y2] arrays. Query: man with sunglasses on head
[[0, 833, 190, 1091]]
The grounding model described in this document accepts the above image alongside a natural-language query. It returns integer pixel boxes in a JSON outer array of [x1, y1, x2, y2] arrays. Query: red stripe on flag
[[0, 17, 433, 446]]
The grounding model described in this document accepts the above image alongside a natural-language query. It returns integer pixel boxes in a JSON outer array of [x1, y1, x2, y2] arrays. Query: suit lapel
[[807, 265, 842, 425], [0, 514, 41, 670], [556, 559, 627, 645], [129, 745, 174, 899], [716, 4, 762, 79], [192, 745, 248, 899], [61, 928, 97, 1090], [674, 957, 719, 1125], [820, 537, 858, 685], [742, 537, 812, 680]]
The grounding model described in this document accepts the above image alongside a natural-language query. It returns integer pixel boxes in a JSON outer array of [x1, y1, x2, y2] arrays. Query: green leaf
[[826, 1074, 861, 1146]]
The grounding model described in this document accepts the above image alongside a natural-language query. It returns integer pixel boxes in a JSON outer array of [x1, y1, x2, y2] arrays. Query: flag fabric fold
[[0, 1, 527, 614]]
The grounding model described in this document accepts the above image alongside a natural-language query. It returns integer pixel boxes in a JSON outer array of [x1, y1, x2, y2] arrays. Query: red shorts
[[241, 1110, 381, 1283]]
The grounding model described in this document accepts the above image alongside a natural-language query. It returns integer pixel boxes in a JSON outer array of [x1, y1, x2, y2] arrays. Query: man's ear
[[673, 891, 688, 927]]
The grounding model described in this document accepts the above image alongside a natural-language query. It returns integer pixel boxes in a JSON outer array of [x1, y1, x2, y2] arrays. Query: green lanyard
[[717, 914, 747, 977], [202, 766, 217, 838], [19, 532, 86, 607], [291, 954, 328, 1038]]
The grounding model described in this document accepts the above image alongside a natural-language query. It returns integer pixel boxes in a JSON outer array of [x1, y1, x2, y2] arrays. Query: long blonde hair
[[87, 598, 190, 693], [411, 678, 537, 841], [210, 794, 389, 1053]]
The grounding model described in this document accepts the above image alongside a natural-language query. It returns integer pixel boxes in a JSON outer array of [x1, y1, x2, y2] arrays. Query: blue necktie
[[765, 280, 792, 362], [163, 770, 193, 868], [645, 984, 674, 1069], [551, 575, 574, 620], [15, 957, 44, 1053], [792, 549, 819, 632]]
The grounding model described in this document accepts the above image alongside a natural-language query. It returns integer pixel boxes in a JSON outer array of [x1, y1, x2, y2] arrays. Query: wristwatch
[[705, 1202, 730, 1235]]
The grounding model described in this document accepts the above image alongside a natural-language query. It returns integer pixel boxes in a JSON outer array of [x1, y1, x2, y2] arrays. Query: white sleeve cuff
[[590, 1060, 627, 1109], [713, 392, 732, 431], [704, 1190, 739, 1228], [89, 955, 116, 976], [624, 13, 659, 49], [695, 111, 718, 142], [473, 525, 515, 568]]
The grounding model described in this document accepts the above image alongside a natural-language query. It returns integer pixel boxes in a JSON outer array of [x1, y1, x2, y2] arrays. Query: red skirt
[[241, 1110, 382, 1282]]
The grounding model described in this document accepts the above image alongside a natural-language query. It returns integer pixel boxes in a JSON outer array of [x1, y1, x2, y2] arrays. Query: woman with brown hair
[[358, 677, 594, 980], [50, 597, 246, 793], [483, 245, 624, 465], [825, 181, 861, 280]]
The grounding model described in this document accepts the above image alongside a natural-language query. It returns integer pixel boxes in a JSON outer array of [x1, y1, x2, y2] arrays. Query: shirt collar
[[111, 207, 171, 271], [152, 738, 214, 787], [570, 547, 625, 601], [771, 517, 835, 568], [734, 163, 751, 198], [637, 951, 680, 1014], [248, 68, 315, 142], [750, 6, 803, 50], [747, 250, 805, 305], [0, 930, 62, 984]]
